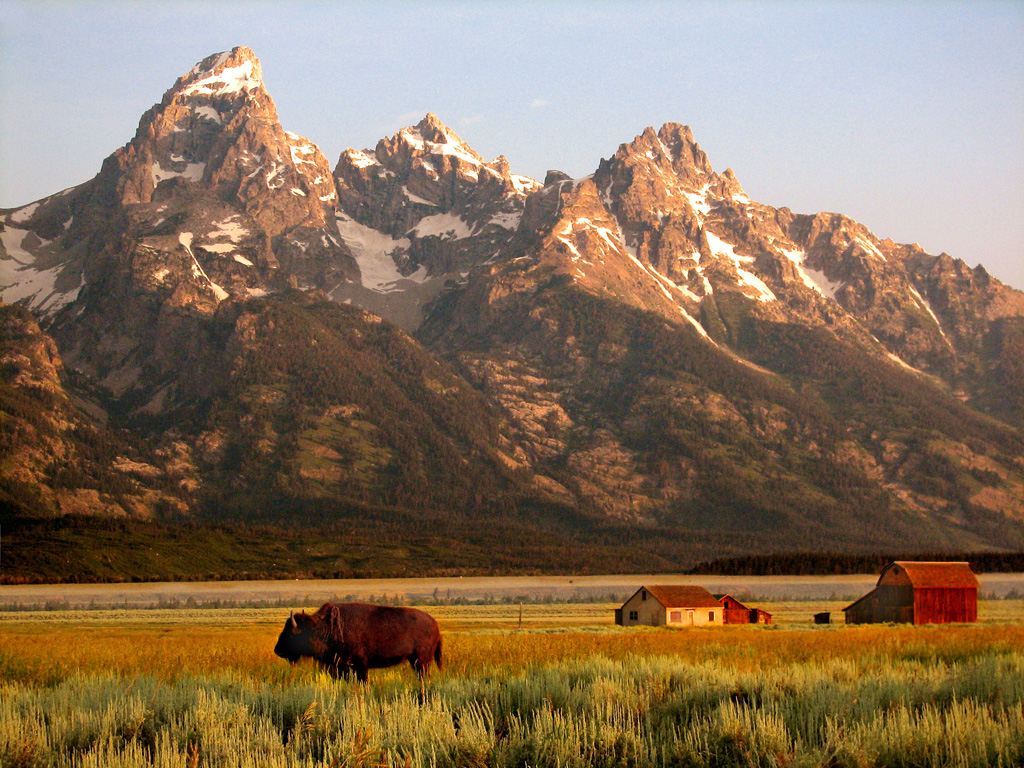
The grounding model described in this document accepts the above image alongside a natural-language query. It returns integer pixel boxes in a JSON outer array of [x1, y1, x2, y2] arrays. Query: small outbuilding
[[716, 594, 772, 625], [843, 561, 978, 625], [615, 585, 724, 627]]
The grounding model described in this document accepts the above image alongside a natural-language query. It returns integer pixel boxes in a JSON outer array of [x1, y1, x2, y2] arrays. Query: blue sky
[[2, 1, 1022, 288]]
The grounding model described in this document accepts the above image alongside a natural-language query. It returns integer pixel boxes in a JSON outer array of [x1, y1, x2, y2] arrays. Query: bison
[[274, 602, 442, 681]]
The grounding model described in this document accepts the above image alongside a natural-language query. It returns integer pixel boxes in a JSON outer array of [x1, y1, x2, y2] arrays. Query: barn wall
[[913, 588, 977, 624], [723, 609, 751, 625], [845, 585, 914, 624]]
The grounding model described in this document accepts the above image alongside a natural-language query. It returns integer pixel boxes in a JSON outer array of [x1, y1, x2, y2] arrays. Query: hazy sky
[[2, 1, 1022, 288]]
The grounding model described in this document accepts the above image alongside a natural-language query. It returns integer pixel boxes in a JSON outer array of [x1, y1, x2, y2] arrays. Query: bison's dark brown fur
[[274, 602, 442, 681]]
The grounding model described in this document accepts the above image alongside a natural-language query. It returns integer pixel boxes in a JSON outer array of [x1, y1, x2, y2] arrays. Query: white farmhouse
[[615, 585, 724, 627]]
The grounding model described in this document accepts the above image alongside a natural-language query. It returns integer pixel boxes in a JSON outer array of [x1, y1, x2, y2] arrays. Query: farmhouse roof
[[883, 561, 978, 588], [641, 585, 722, 609]]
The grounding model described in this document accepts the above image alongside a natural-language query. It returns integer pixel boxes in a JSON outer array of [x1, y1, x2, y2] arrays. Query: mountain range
[[2, 47, 1023, 576]]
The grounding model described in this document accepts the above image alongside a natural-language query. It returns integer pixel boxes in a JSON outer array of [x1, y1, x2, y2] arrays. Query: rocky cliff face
[[0, 303, 194, 517], [329, 113, 540, 329], [1, 47, 358, 418], [420, 122, 1024, 542], [1, 47, 1022, 555]]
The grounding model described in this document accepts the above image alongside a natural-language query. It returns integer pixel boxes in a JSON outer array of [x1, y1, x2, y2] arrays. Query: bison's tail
[[434, 636, 443, 671]]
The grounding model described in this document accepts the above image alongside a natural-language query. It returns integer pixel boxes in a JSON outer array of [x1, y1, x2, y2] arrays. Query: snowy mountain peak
[[390, 113, 486, 169], [176, 47, 264, 98]]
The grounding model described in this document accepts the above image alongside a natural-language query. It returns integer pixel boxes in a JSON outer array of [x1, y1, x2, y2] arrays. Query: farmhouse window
[[670, 611, 682, 622], [709, 611, 715, 621], [641, 590, 647, 601], [629, 610, 638, 621]]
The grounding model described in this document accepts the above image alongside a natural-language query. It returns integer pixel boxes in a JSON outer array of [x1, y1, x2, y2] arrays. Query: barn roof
[[715, 594, 750, 609], [883, 561, 979, 588], [639, 585, 722, 609], [843, 561, 979, 612], [842, 587, 879, 612]]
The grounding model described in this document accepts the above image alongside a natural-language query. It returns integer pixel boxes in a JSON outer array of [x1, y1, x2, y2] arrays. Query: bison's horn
[[289, 612, 297, 628]]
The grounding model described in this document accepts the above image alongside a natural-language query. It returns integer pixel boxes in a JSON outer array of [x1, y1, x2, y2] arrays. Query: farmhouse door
[[686, 610, 693, 626]]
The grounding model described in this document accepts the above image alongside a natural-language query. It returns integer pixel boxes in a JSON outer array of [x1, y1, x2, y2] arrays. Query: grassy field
[[1, 601, 1022, 767]]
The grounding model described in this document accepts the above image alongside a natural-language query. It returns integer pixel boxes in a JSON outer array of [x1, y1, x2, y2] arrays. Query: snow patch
[[0, 227, 81, 313], [344, 149, 379, 169], [9, 201, 41, 224], [683, 185, 712, 217], [854, 235, 887, 262], [210, 218, 249, 242], [179, 232, 228, 302], [399, 127, 426, 151], [780, 247, 842, 300], [489, 211, 522, 230], [152, 160, 205, 185], [335, 213, 422, 292], [909, 285, 952, 346], [705, 230, 775, 303], [401, 186, 437, 206], [409, 212, 474, 240], [192, 105, 222, 124], [286, 133, 318, 166], [511, 175, 541, 196], [182, 59, 261, 96], [199, 243, 236, 254]]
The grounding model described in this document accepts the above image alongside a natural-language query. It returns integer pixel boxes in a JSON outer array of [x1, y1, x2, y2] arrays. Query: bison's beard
[[273, 643, 301, 663]]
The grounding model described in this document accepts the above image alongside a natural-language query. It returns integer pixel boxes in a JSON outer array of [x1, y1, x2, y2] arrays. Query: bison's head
[[274, 612, 314, 663]]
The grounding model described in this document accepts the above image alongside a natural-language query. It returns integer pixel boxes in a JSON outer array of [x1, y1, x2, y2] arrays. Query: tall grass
[[2, 619, 1023, 766]]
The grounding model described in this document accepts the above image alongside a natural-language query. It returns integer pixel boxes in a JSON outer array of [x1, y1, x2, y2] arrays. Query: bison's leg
[[409, 653, 424, 676], [353, 663, 369, 683], [410, 647, 434, 677]]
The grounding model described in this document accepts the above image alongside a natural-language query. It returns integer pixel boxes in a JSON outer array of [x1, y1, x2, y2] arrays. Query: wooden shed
[[615, 585, 724, 627], [843, 561, 978, 625], [716, 594, 772, 625]]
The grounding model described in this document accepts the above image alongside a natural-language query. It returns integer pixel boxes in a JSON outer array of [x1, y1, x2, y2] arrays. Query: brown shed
[[615, 585, 724, 627], [715, 594, 772, 625], [843, 561, 978, 625]]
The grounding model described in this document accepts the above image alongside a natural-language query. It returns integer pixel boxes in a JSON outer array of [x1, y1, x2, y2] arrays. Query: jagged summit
[[329, 112, 542, 328], [403, 113, 485, 164], [175, 46, 264, 97]]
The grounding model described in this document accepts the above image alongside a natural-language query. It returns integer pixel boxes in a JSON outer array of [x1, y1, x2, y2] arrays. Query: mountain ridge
[[2, 47, 1022, 575]]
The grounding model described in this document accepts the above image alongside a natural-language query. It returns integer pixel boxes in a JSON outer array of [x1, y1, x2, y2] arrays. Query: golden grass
[[2, 601, 1022, 686], [3, 601, 1023, 767]]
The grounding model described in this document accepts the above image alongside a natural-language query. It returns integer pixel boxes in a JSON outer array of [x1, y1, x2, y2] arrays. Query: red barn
[[716, 594, 772, 624], [843, 561, 978, 625]]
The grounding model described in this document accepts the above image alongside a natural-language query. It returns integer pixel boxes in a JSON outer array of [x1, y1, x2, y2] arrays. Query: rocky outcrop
[[328, 113, 540, 328], [0, 303, 193, 518], [1, 47, 359, 416]]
